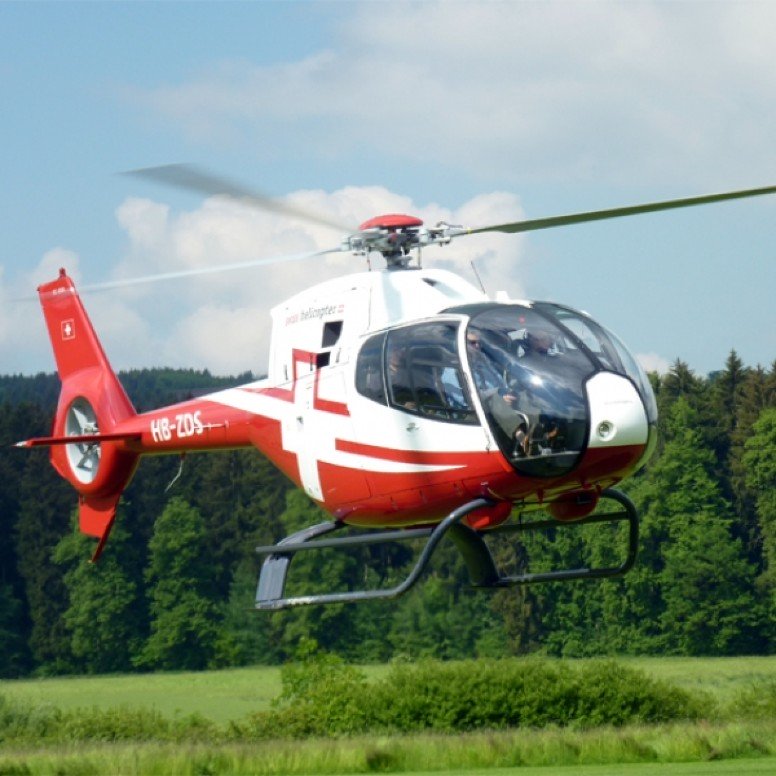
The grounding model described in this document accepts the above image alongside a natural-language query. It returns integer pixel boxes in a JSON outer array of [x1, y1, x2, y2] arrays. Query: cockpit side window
[[387, 323, 477, 424], [355, 332, 387, 404], [357, 323, 476, 424]]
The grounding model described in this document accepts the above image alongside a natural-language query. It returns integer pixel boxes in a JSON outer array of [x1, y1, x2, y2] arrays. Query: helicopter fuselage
[[80, 266, 656, 531]]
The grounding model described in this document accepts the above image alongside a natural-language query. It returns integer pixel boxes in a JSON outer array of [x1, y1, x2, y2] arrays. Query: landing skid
[[254, 489, 638, 610]]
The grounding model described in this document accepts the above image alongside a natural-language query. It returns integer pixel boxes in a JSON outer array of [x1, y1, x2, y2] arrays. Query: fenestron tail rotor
[[64, 398, 101, 484]]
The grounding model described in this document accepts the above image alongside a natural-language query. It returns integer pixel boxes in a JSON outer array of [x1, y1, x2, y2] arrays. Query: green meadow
[[1, 656, 775, 774], [1, 665, 283, 724], [3, 656, 775, 723], [1, 726, 775, 775]]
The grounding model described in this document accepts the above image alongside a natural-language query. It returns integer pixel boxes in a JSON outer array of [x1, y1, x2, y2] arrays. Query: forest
[[0, 352, 774, 677]]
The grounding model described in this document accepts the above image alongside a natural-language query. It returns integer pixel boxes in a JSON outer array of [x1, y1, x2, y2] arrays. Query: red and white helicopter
[[17, 168, 776, 608]]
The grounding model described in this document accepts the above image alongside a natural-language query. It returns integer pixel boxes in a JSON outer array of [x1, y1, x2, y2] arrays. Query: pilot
[[466, 330, 502, 398], [512, 329, 562, 455], [490, 328, 559, 458]]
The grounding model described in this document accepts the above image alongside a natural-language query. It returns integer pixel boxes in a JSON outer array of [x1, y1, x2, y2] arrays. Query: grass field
[[1, 664, 283, 723], [1, 657, 775, 774], [2, 656, 775, 723], [1, 725, 775, 775]]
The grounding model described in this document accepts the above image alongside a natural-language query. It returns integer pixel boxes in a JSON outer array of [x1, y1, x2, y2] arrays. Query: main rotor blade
[[76, 247, 342, 295], [123, 164, 353, 233], [468, 184, 776, 235]]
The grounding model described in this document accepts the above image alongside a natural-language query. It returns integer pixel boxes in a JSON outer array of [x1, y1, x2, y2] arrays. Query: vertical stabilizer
[[38, 269, 139, 559]]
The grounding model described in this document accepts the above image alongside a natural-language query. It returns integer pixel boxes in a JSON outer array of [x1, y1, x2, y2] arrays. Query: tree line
[[0, 353, 774, 677]]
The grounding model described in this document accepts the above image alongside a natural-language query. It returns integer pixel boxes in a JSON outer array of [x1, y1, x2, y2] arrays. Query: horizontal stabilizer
[[15, 431, 141, 448]]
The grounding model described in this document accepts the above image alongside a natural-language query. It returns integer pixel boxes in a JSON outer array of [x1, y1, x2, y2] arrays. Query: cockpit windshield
[[466, 306, 595, 477], [533, 302, 658, 424]]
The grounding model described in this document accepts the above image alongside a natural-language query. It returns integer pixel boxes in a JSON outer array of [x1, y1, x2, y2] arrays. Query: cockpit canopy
[[355, 302, 656, 478]]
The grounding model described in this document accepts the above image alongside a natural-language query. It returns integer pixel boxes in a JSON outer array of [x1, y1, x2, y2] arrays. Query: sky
[[1, 1, 775, 378]]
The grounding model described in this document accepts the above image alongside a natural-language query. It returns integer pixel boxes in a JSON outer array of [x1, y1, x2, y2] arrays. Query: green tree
[[709, 351, 749, 494], [729, 367, 775, 566], [744, 408, 776, 623], [271, 489, 361, 659], [14, 451, 76, 672], [135, 497, 222, 670], [177, 449, 290, 599], [53, 513, 144, 674], [0, 402, 49, 675], [214, 557, 282, 666], [0, 583, 28, 677], [634, 399, 765, 654]]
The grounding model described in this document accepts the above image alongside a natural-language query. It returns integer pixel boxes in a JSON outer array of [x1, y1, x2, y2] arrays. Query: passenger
[[387, 349, 416, 410]]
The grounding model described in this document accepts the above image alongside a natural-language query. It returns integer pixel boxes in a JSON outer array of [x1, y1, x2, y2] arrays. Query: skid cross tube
[[255, 498, 492, 610]]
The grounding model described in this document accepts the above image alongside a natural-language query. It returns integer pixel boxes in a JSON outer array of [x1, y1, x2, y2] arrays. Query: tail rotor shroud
[[65, 398, 101, 484]]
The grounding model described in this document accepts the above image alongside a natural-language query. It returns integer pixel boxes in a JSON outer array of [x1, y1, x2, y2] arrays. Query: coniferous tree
[[4, 359, 776, 670], [272, 489, 361, 658], [709, 351, 749, 491], [215, 557, 282, 666], [177, 449, 290, 599], [730, 367, 776, 566], [0, 582, 28, 677], [634, 398, 765, 654], [744, 408, 776, 630]]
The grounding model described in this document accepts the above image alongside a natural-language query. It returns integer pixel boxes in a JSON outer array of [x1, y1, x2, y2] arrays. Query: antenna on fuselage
[[470, 260, 487, 295]]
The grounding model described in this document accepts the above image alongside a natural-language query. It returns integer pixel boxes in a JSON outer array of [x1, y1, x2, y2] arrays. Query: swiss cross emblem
[[61, 319, 75, 340]]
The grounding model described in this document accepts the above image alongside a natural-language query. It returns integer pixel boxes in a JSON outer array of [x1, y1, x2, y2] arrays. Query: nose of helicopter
[[585, 371, 649, 450], [540, 371, 652, 520]]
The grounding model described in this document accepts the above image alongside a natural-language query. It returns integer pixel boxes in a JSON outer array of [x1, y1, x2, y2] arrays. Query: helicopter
[[16, 167, 776, 609]]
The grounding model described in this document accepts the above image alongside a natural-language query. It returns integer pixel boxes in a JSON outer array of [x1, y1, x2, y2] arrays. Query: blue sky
[[2, 1, 775, 377]]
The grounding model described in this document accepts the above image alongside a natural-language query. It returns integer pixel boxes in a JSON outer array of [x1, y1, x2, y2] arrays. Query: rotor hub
[[345, 213, 465, 268]]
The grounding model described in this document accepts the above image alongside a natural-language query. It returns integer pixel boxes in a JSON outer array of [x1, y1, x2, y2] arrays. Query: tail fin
[[38, 269, 140, 559]]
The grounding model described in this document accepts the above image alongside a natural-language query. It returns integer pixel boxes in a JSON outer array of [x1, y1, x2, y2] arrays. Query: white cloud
[[87, 186, 526, 374], [28, 247, 82, 289], [128, 2, 776, 186], [636, 352, 670, 375], [0, 249, 82, 373], [165, 305, 267, 375]]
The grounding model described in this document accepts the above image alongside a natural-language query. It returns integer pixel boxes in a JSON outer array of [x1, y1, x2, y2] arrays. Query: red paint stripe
[[314, 396, 350, 415], [313, 368, 350, 416], [335, 438, 492, 466], [256, 386, 293, 402]]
